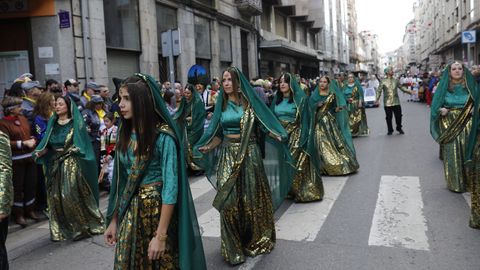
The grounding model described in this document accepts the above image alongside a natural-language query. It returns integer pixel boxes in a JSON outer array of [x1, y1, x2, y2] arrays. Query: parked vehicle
[[363, 87, 378, 108]]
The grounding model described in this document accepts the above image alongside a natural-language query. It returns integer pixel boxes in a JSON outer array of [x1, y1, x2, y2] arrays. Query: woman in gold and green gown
[[103, 74, 206, 269], [193, 67, 291, 265], [271, 73, 323, 202], [343, 73, 369, 137], [431, 62, 475, 193], [34, 95, 104, 241], [309, 76, 359, 176], [174, 84, 206, 172], [463, 66, 480, 229]]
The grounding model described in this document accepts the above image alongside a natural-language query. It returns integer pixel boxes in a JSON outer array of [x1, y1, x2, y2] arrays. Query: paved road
[[9, 96, 480, 270]]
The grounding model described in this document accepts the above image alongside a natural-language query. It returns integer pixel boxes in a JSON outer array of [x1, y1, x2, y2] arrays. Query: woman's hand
[[104, 221, 117, 246], [23, 138, 36, 149], [317, 101, 325, 108], [347, 98, 353, 104], [148, 236, 167, 261], [268, 132, 282, 142], [439, 107, 449, 116], [35, 148, 48, 158], [335, 107, 343, 112], [198, 145, 211, 153], [358, 101, 363, 108]]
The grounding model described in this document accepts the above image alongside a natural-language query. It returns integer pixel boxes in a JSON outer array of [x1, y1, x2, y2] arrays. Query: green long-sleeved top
[[442, 84, 470, 109], [0, 131, 13, 216], [376, 77, 411, 107], [274, 98, 297, 122], [118, 132, 178, 204]]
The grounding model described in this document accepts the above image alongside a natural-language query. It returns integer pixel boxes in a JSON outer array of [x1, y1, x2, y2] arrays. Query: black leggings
[[384, 105, 403, 132]]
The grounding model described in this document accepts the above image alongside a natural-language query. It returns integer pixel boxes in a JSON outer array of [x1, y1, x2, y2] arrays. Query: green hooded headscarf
[[193, 67, 292, 210], [431, 63, 475, 144], [106, 73, 206, 270], [33, 96, 100, 204], [343, 78, 365, 102], [309, 79, 356, 154], [173, 85, 206, 146]]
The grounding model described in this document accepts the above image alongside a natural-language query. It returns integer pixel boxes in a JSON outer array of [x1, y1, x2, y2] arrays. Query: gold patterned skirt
[[347, 100, 369, 137], [216, 139, 275, 265], [282, 121, 324, 202], [47, 153, 104, 241], [468, 133, 480, 229], [314, 113, 359, 176], [115, 184, 179, 270], [439, 109, 472, 192]]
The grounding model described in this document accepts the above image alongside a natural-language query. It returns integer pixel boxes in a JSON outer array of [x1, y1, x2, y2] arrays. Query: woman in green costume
[[33, 95, 104, 241], [309, 76, 359, 176], [271, 73, 323, 202], [173, 84, 206, 172], [431, 62, 475, 194], [343, 73, 369, 137], [464, 66, 480, 228], [193, 67, 291, 265], [104, 74, 206, 269]]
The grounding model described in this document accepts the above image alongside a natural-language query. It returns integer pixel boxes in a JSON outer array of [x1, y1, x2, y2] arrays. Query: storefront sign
[[58, 10, 70, 28]]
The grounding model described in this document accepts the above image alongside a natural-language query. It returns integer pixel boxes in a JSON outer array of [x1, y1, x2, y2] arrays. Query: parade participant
[[174, 84, 206, 173], [431, 62, 475, 194], [466, 69, 480, 229], [271, 73, 323, 202], [375, 67, 414, 135], [33, 95, 104, 241], [0, 96, 38, 226], [309, 76, 359, 176], [104, 74, 206, 269], [343, 73, 369, 137], [193, 67, 291, 265], [21, 80, 42, 124], [0, 130, 13, 269], [99, 112, 118, 191]]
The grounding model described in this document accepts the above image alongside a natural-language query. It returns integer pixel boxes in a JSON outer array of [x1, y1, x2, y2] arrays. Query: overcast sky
[[356, 0, 417, 54]]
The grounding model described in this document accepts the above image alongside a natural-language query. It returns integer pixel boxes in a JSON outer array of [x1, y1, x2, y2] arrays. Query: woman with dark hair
[[33, 95, 104, 241], [174, 84, 206, 173], [194, 67, 291, 265], [0, 96, 38, 226], [431, 62, 475, 194], [343, 73, 369, 137], [163, 90, 177, 116], [271, 73, 323, 202], [103, 74, 206, 269], [309, 76, 359, 175]]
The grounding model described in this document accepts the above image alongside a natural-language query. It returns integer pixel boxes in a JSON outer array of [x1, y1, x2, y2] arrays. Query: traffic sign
[[462, 31, 476, 44]]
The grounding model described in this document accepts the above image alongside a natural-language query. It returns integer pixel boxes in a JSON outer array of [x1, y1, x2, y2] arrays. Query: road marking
[[198, 177, 348, 241], [190, 176, 214, 200], [368, 175, 430, 251], [275, 177, 348, 241]]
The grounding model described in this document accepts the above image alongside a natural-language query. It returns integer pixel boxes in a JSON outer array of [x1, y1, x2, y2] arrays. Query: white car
[[363, 87, 378, 108]]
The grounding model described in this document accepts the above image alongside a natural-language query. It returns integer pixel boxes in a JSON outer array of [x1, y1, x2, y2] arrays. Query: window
[[156, 5, 178, 52], [274, 10, 287, 38], [194, 16, 211, 60], [261, 3, 271, 32], [291, 21, 296, 42], [104, 0, 140, 50], [219, 24, 232, 63]]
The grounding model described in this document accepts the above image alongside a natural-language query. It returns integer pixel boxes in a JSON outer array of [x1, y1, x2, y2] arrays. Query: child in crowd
[[99, 113, 117, 191]]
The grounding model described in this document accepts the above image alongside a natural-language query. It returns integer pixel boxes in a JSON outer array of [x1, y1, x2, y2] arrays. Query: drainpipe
[[81, 0, 93, 82]]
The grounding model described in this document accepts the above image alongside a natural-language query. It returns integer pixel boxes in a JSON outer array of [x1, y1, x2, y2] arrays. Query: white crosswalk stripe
[[368, 175, 430, 251]]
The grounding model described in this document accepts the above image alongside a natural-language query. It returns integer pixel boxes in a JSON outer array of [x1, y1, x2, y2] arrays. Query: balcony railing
[[235, 0, 262, 16]]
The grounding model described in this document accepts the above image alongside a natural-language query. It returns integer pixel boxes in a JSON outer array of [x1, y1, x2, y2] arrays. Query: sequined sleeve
[[376, 81, 383, 101], [158, 134, 178, 205], [0, 131, 13, 216]]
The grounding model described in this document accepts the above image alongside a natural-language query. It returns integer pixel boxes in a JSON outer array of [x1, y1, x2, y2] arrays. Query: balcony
[[235, 0, 262, 16]]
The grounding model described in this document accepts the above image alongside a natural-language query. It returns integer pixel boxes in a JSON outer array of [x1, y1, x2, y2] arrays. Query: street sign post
[[462, 31, 476, 67], [161, 29, 181, 93]]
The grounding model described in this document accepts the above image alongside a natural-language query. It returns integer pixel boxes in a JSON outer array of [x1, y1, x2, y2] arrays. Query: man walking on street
[[375, 67, 414, 135]]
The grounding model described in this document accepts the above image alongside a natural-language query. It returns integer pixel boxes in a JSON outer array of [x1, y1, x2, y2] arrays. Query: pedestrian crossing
[[191, 174, 452, 252]]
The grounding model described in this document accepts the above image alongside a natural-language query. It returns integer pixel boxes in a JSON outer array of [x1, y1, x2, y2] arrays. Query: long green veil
[[309, 79, 356, 154], [33, 96, 100, 204], [193, 67, 292, 210], [105, 73, 206, 270], [431, 63, 476, 143]]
